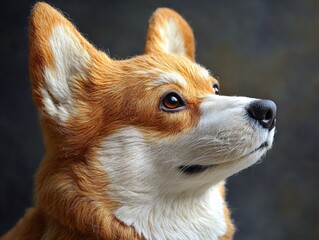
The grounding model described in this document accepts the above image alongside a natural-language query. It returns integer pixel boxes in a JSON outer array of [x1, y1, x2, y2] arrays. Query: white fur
[[149, 72, 188, 89], [97, 94, 275, 239], [180, 94, 275, 184], [159, 19, 186, 57], [115, 183, 226, 240], [40, 88, 70, 122], [41, 25, 90, 122], [98, 128, 227, 240], [197, 66, 210, 80]]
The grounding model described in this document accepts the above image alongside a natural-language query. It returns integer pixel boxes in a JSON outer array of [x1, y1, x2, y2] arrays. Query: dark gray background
[[1, 0, 318, 239]]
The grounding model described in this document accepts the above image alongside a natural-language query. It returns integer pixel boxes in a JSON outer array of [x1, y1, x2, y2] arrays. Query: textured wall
[[0, 0, 318, 239]]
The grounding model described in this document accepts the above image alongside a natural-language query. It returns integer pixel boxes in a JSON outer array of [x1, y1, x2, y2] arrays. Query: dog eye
[[160, 91, 186, 112], [212, 84, 220, 95]]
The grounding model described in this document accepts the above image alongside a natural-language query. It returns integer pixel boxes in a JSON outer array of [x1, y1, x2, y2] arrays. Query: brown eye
[[212, 84, 220, 95], [160, 91, 186, 112]]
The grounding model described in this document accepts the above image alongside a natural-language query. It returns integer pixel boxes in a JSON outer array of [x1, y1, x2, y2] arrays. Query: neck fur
[[113, 183, 227, 240]]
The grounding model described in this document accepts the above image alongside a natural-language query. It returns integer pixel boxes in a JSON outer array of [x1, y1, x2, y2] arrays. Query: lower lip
[[251, 141, 268, 153], [179, 142, 269, 175]]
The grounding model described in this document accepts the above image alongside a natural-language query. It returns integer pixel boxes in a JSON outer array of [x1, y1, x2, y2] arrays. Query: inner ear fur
[[29, 2, 109, 122], [145, 8, 195, 61]]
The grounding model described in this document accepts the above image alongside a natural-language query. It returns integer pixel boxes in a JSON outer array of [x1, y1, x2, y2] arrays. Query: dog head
[[30, 1, 276, 210]]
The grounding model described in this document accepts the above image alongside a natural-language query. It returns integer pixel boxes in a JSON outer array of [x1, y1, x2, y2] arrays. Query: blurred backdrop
[[0, 0, 318, 239]]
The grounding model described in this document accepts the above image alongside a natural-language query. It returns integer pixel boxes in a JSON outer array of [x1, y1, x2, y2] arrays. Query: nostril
[[247, 99, 277, 130], [265, 110, 273, 120]]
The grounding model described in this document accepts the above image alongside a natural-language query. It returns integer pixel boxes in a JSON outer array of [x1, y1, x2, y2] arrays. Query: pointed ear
[[145, 8, 195, 61], [29, 2, 108, 123]]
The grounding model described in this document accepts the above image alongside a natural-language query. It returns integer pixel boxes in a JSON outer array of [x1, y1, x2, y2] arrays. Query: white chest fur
[[98, 128, 227, 240], [114, 185, 227, 240]]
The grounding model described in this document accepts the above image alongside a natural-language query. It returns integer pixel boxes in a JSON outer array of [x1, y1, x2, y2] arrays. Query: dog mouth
[[252, 141, 268, 153], [179, 142, 269, 175], [178, 165, 212, 175]]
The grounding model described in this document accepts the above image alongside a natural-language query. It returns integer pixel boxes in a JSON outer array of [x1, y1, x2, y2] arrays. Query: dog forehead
[[123, 54, 215, 91]]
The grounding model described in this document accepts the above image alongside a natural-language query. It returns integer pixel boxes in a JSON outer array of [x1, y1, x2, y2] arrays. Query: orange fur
[[145, 8, 195, 61], [2, 2, 234, 240], [218, 184, 235, 240]]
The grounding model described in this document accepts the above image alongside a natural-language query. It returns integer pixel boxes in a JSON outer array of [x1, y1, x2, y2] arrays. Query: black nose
[[247, 100, 277, 130]]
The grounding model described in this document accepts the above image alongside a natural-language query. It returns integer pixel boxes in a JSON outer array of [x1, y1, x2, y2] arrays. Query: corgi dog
[[2, 2, 277, 240]]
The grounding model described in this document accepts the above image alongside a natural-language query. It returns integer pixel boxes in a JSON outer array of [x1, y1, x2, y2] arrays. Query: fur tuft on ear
[[145, 8, 195, 61], [29, 2, 106, 123]]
